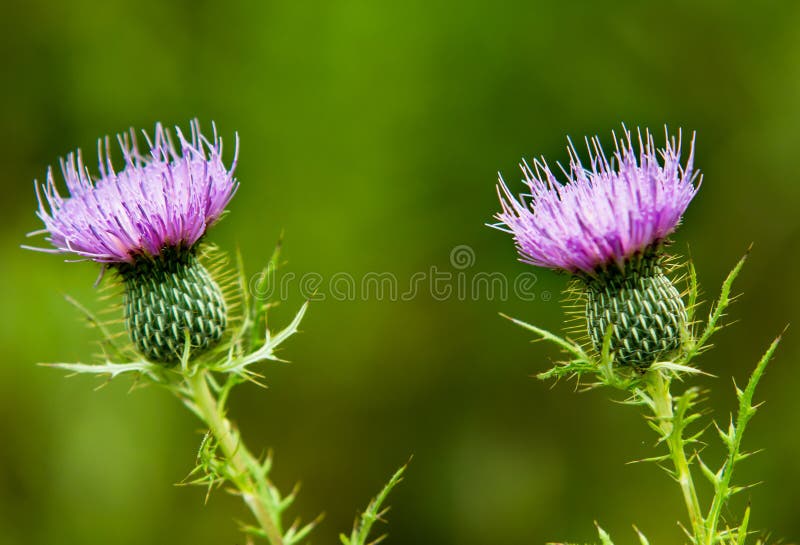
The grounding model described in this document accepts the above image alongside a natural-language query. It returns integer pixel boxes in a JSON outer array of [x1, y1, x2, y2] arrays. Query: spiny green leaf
[[684, 250, 749, 365], [249, 233, 284, 347], [278, 483, 301, 512], [42, 360, 166, 381], [697, 454, 719, 486], [501, 313, 590, 361], [650, 360, 714, 377], [705, 333, 782, 543], [633, 525, 651, 545], [595, 522, 615, 545], [284, 513, 323, 545], [211, 301, 308, 374], [347, 462, 408, 545], [735, 506, 751, 545], [628, 453, 671, 465]]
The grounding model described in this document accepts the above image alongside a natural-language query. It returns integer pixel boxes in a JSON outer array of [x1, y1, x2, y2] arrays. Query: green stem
[[188, 369, 285, 545], [646, 371, 706, 544]]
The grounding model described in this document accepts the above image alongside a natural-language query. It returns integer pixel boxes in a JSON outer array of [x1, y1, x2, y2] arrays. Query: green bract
[[119, 250, 227, 363], [585, 258, 686, 369]]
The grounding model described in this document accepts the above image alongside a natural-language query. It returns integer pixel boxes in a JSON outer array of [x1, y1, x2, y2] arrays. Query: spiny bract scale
[[119, 251, 227, 364], [585, 260, 686, 369]]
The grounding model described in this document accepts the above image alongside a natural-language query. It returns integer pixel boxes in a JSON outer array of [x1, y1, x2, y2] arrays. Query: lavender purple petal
[[27, 121, 239, 263], [494, 127, 700, 275]]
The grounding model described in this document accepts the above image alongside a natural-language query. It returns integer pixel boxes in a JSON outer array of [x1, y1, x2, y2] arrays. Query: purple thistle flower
[[26, 120, 239, 264], [494, 127, 700, 276]]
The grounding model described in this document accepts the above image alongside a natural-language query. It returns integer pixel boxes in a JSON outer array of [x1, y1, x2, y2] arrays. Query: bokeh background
[[2, 1, 799, 544]]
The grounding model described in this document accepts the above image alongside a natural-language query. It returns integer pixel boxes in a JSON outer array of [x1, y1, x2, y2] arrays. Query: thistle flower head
[[27, 121, 238, 364], [28, 120, 238, 264], [494, 127, 699, 276]]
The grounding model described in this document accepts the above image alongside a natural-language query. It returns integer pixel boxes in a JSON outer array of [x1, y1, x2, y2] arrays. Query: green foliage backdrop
[[1, 1, 799, 544]]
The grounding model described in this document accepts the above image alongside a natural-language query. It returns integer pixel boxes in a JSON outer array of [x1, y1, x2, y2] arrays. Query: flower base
[[585, 259, 686, 369], [118, 250, 227, 363]]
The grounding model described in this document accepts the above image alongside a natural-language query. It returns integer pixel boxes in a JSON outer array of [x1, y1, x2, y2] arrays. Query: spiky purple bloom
[[494, 127, 701, 368], [494, 127, 699, 276], [27, 121, 238, 263], [27, 121, 238, 363]]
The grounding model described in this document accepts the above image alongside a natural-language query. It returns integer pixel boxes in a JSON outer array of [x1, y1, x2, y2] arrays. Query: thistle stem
[[188, 369, 285, 545], [646, 371, 706, 544]]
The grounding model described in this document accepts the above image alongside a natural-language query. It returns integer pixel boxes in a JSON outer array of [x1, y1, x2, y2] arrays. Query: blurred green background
[[2, 1, 799, 544]]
